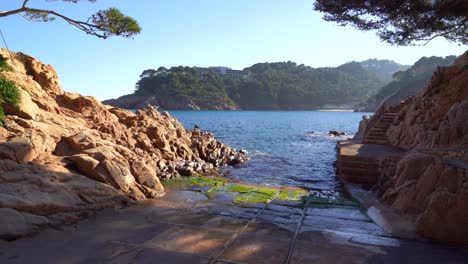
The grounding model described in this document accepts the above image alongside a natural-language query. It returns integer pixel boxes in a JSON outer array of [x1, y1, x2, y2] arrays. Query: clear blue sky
[[1, 0, 466, 100]]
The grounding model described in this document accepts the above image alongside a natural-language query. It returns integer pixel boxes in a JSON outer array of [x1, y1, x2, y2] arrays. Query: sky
[[1, 0, 466, 100]]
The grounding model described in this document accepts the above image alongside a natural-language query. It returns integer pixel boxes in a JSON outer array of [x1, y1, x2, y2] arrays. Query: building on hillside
[[198, 66, 250, 80]]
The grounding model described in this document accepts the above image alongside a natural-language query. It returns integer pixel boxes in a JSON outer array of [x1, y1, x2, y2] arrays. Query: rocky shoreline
[[103, 94, 241, 111], [0, 49, 246, 240], [103, 94, 358, 111]]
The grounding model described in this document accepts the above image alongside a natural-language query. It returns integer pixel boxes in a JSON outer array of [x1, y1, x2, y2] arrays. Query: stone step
[[363, 140, 388, 145], [377, 119, 392, 123], [365, 136, 388, 140], [368, 133, 387, 137], [375, 122, 392, 126], [337, 155, 380, 164], [366, 132, 387, 137], [368, 128, 387, 132], [373, 124, 391, 129], [377, 120, 393, 124], [367, 129, 388, 135], [363, 137, 387, 141], [340, 174, 378, 185], [338, 166, 380, 177], [367, 131, 387, 136]]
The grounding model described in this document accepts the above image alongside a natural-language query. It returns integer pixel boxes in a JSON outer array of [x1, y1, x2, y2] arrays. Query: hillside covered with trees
[[358, 55, 457, 111], [104, 60, 408, 110]]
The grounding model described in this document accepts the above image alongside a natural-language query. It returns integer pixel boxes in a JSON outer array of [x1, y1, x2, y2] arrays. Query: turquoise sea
[[169, 111, 370, 196]]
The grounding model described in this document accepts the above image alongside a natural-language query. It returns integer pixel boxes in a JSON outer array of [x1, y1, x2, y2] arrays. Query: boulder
[[66, 154, 100, 177], [2, 88, 40, 120], [19, 52, 63, 96], [130, 160, 164, 193], [0, 133, 54, 163], [0, 208, 49, 240], [94, 159, 135, 192], [353, 115, 370, 142]]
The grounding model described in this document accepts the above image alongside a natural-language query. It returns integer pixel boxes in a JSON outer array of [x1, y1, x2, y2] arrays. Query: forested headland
[[104, 60, 409, 110]]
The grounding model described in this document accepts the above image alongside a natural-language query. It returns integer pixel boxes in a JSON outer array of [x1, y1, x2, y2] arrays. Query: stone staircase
[[363, 110, 398, 145], [336, 154, 381, 187], [336, 142, 404, 189]]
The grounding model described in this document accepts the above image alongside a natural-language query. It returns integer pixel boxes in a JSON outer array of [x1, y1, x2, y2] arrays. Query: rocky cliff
[[0, 49, 245, 240], [376, 51, 468, 243]]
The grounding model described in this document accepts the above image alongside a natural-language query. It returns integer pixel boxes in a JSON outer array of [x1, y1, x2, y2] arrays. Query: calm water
[[168, 111, 369, 195]]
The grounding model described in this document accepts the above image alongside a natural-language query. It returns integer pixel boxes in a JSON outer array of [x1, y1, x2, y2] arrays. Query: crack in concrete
[[209, 191, 280, 264]]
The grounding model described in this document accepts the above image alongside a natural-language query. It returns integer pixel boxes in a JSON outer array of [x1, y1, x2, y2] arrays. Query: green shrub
[[0, 55, 12, 72], [0, 77, 20, 126], [0, 105, 4, 125]]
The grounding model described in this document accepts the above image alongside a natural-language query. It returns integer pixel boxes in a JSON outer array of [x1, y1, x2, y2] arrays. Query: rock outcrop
[[103, 94, 240, 110], [0, 49, 246, 240], [372, 51, 468, 243]]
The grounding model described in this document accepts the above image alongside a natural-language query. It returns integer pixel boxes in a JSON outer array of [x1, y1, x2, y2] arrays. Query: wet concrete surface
[[1, 186, 468, 264]]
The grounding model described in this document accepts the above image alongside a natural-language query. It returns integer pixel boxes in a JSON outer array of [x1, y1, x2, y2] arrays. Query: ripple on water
[[168, 111, 370, 197]]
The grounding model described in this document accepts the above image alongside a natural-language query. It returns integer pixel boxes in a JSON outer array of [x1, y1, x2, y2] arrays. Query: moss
[[0, 106, 4, 125], [0, 77, 20, 126], [227, 184, 280, 204], [233, 192, 275, 204], [277, 189, 309, 200], [225, 184, 256, 193], [162, 175, 311, 205], [0, 55, 12, 72], [162, 175, 228, 189], [226, 183, 277, 196]]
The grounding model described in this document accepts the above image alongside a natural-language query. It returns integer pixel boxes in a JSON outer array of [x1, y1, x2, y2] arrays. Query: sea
[[168, 110, 371, 197]]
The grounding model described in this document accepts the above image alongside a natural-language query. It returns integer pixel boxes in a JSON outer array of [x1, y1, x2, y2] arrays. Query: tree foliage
[[0, 0, 141, 39], [0, 55, 13, 72], [0, 77, 20, 126], [133, 61, 401, 110], [313, 0, 468, 45]]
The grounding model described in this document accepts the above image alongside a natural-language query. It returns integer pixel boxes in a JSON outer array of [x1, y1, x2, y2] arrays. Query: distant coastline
[[104, 60, 409, 112], [316, 109, 355, 112]]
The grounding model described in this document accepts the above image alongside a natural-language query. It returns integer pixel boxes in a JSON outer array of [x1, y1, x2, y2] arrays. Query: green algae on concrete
[[162, 175, 228, 189], [277, 188, 310, 201], [162, 175, 310, 204], [222, 183, 278, 204], [228, 184, 309, 204], [233, 192, 275, 204], [226, 183, 277, 196]]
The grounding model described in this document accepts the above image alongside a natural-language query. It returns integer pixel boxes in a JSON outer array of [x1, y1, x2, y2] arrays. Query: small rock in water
[[239, 149, 248, 155], [227, 153, 246, 166], [328, 130, 347, 137]]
